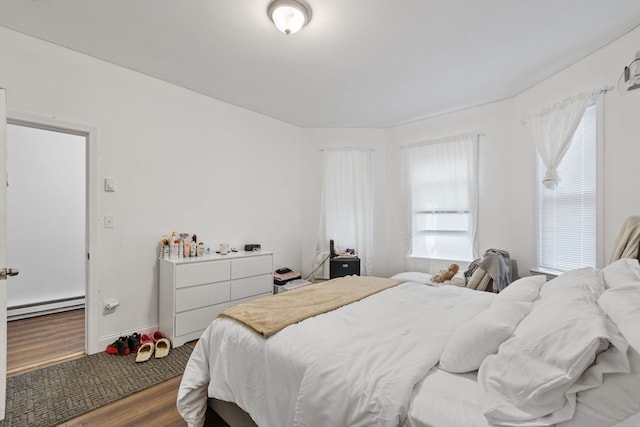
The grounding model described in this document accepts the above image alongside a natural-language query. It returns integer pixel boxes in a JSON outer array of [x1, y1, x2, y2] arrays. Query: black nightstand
[[330, 257, 361, 279]]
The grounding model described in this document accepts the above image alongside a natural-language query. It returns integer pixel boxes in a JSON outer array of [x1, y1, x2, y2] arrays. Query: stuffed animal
[[431, 263, 460, 283]]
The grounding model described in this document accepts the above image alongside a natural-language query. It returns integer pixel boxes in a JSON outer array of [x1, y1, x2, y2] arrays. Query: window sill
[[407, 254, 472, 263], [529, 268, 560, 280]]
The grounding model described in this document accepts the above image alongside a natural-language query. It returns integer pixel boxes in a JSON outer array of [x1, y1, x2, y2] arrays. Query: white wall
[[382, 25, 640, 276], [384, 100, 516, 276], [300, 27, 640, 281], [510, 26, 640, 271], [1, 23, 638, 352], [0, 27, 302, 353]]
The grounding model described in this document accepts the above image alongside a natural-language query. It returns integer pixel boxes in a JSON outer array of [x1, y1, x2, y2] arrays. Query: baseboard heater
[[8, 296, 85, 321]]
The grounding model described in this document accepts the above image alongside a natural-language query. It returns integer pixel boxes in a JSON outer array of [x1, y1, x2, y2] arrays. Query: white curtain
[[402, 134, 479, 261], [317, 148, 374, 275], [528, 91, 592, 189]]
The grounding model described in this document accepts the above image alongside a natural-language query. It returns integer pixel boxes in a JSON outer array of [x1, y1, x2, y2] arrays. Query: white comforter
[[178, 281, 494, 427]]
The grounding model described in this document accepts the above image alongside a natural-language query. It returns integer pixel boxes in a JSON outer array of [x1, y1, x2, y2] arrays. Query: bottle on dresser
[[169, 232, 179, 260], [190, 237, 197, 257]]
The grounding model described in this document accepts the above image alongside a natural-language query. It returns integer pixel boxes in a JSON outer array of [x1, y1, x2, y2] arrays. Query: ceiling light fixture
[[268, 0, 312, 35]]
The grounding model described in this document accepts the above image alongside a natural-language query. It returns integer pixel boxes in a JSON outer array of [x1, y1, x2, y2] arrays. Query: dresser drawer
[[175, 281, 230, 313], [175, 260, 230, 289], [231, 273, 273, 301], [231, 255, 272, 279], [229, 292, 272, 307], [175, 302, 228, 336]]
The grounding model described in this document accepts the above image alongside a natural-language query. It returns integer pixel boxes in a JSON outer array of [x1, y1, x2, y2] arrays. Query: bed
[[177, 250, 640, 427]]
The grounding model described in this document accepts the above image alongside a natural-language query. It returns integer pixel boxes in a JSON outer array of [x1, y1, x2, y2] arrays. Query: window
[[404, 135, 478, 261], [318, 148, 374, 274], [537, 103, 597, 273]]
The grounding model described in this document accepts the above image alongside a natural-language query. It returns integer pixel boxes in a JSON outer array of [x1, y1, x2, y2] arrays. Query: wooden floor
[[7, 308, 85, 375], [7, 310, 228, 427]]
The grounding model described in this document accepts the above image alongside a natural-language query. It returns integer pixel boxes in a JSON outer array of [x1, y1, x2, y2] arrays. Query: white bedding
[[178, 281, 494, 427], [178, 260, 640, 427], [405, 368, 490, 427], [404, 368, 639, 427]]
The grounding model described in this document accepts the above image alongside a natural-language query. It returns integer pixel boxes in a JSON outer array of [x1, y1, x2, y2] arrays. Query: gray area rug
[[1, 344, 193, 427]]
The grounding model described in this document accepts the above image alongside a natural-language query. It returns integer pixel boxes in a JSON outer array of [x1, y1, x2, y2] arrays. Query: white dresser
[[159, 251, 273, 346]]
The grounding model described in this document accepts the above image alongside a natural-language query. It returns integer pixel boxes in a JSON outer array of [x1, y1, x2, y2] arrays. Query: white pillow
[[601, 258, 640, 290], [539, 267, 604, 299], [446, 271, 467, 287], [478, 287, 627, 425], [491, 275, 546, 306], [598, 286, 640, 351], [389, 271, 433, 284], [439, 302, 533, 374]]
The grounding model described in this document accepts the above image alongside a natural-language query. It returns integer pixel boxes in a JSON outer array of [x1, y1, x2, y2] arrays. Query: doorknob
[[0, 268, 19, 279]]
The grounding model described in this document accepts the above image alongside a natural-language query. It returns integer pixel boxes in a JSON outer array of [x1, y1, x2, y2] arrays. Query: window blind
[[537, 103, 597, 273]]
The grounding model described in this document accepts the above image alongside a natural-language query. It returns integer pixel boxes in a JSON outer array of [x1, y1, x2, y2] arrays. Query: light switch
[[104, 215, 115, 228], [104, 178, 116, 192]]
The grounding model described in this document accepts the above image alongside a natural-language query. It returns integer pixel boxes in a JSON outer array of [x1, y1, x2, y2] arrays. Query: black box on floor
[[330, 257, 361, 279]]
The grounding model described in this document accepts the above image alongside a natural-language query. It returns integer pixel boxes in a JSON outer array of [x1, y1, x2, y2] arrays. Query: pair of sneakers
[[135, 331, 171, 363], [105, 332, 141, 356]]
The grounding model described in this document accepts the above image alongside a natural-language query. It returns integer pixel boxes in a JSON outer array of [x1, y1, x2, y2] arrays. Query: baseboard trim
[[8, 296, 85, 321]]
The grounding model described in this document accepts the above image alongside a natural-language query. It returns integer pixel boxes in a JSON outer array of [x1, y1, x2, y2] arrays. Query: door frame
[[7, 111, 100, 355], [1, 87, 8, 420]]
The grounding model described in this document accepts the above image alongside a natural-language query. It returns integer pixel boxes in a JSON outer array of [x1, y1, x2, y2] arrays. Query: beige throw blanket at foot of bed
[[219, 275, 404, 337]]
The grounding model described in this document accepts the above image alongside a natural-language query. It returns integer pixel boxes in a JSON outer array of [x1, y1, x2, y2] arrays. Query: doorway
[[6, 121, 88, 371]]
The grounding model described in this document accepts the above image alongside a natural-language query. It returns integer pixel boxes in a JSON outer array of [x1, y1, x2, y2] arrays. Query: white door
[[1, 87, 8, 420]]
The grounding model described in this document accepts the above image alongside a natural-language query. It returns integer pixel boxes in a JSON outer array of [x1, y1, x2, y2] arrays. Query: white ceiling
[[1, 1, 639, 128]]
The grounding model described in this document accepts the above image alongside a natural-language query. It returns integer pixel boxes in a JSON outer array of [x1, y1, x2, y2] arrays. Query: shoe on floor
[[128, 332, 141, 353], [153, 331, 171, 359], [106, 336, 130, 356], [135, 333, 155, 363]]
